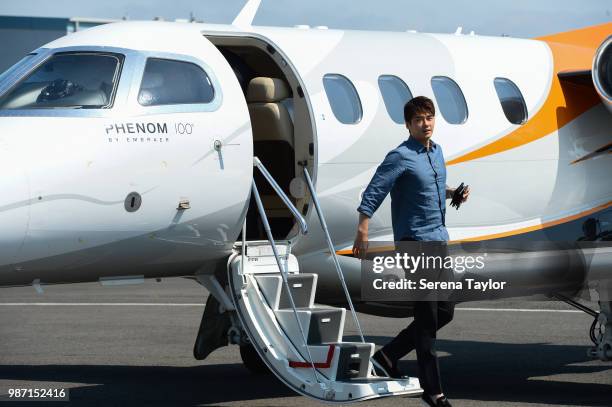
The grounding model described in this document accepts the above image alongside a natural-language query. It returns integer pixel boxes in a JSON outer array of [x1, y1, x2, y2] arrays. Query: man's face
[[406, 110, 435, 141]]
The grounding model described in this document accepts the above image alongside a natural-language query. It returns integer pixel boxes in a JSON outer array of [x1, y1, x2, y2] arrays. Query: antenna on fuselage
[[232, 0, 262, 27]]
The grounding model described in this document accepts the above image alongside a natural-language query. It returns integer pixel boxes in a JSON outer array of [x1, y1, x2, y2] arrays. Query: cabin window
[[378, 75, 413, 124], [323, 73, 362, 124], [431, 76, 468, 124], [0, 52, 122, 109], [138, 58, 214, 106], [494, 77, 528, 124]]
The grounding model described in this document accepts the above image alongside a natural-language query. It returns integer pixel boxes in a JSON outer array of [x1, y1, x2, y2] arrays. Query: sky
[[0, 0, 610, 38]]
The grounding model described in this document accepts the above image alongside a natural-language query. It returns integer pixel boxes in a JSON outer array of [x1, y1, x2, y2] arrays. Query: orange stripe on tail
[[447, 23, 611, 166]]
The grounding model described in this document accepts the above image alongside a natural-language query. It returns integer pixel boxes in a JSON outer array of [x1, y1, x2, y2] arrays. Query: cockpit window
[[0, 54, 36, 89], [138, 58, 215, 106], [0, 52, 122, 109]]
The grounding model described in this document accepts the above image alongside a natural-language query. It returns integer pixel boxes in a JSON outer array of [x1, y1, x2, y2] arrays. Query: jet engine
[[592, 35, 612, 113]]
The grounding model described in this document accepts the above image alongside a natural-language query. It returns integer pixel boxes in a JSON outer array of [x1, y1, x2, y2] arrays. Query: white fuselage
[[0, 21, 609, 301]]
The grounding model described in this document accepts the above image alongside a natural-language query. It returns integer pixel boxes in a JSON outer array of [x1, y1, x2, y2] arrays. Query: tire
[[239, 343, 271, 375]]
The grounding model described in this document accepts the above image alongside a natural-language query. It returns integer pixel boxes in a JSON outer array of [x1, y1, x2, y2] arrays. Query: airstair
[[220, 158, 422, 402]]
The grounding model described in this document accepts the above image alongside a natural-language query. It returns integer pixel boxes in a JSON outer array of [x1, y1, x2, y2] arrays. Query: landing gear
[[588, 301, 612, 361], [553, 294, 611, 361], [239, 342, 271, 375]]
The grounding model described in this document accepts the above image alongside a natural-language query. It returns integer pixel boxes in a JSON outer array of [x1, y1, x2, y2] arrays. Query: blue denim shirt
[[357, 136, 449, 242]]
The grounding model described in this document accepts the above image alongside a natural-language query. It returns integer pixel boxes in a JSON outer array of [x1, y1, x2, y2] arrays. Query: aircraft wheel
[[239, 343, 271, 375]]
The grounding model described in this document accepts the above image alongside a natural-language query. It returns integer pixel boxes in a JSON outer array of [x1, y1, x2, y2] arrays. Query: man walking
[[353, 96, 469, 407]]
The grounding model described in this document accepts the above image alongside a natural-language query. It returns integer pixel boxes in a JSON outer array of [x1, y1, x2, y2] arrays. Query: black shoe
[[421, 394, 452, 407], [372, 350, 403, 378]]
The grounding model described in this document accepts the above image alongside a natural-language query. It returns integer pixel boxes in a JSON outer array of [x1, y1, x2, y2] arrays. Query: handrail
[[300, 167, 393, 377], [240, 219, 246, 275], [250, 179, 322, 384], [302, 166, 366, 344], [253, 157, 308, 236]]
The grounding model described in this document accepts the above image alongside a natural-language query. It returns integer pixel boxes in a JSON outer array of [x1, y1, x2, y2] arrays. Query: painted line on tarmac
[[0, 302, 205, 306], [0, 303, 583, 313]]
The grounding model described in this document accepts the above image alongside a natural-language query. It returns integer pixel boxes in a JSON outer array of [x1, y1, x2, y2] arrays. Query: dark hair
[[404, 96, 435, 124]]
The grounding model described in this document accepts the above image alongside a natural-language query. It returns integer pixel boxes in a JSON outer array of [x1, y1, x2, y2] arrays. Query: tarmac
[[0, 277, 610, 406]]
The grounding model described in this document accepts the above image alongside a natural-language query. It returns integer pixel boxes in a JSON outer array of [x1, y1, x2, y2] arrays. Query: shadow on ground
[[349, 335, 612, 407], [0, 362, 293, 406], [0, 338, 610, 406]]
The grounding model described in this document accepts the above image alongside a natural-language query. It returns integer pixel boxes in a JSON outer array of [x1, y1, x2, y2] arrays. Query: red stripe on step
[[289, 345, 335, 368]]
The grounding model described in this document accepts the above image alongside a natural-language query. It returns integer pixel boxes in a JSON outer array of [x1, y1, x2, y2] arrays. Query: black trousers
[[380, 238, 455, 395]]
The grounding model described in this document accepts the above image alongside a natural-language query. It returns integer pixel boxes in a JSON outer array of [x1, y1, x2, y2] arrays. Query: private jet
[[0, 0, 610, 402]]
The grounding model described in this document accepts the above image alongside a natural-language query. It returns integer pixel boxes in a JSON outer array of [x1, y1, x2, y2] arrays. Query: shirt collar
[[407, 136, 436, 153]]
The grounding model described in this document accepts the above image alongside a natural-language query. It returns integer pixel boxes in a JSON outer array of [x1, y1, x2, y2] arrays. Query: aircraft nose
[[0, 141, 29, 268]]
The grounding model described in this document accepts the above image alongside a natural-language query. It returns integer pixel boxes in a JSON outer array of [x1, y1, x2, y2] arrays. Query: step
[[275, 307, 345, 345], [287, 342, 374, 381], [229, 251, 424, 401], [255, 273, 317, 310], [334, 342, 374, 381], [235, 244, 299, 275]]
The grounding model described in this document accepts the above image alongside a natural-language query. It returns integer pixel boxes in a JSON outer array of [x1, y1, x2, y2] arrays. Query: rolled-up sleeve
[[357, 151, 405, 218]]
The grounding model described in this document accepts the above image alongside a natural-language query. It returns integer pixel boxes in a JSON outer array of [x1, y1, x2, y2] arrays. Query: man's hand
[[446, 184, 471, 203], [353, 213, 370, 259], [459, 185, 470, 203]]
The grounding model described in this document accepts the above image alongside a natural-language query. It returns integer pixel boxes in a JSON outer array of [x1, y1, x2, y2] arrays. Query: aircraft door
[[119, 43, 255, 263]]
